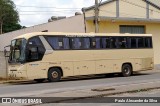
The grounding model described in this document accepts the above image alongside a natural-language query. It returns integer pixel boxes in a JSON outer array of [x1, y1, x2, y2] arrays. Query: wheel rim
[[124, 67, 130, 75], [51, 71, 58, 78]]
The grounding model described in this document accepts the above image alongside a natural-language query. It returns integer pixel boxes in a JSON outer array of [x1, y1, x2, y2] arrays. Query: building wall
[[119, 0, 147, 18], [0, 52, 7, 78], [85, 1, 117, 18], [85, 0, 160, 19], [0, 15, 85, 51], [149, 5, 160, 19], [86, 21, 160, 64]]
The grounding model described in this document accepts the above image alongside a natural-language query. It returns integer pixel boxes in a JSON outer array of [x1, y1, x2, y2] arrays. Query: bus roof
[[14, 32, 152, 40]]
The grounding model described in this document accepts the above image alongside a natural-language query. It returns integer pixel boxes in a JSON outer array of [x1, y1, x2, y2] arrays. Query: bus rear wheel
[[48, 68, 61, 82], [122, 64, 132, 77]]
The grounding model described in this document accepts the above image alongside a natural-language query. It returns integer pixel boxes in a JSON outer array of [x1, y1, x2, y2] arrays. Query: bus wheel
[[122, 64, 132, 77], [48, 68, 61, 82]]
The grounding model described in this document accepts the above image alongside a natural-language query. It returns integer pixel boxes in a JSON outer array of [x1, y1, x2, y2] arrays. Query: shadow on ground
[[5, 72, 151, 85]]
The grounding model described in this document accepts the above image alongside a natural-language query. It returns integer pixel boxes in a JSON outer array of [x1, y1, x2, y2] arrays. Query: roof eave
[[86, 16, 160, 23], [140, 0, 160, 10]]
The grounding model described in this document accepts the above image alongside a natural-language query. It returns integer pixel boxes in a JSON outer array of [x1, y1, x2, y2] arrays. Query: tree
[[3, 22, 25, 33], [0, 0, 19, 34]]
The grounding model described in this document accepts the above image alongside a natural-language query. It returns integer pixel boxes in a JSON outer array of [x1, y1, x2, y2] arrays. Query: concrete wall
[[85, 0, 160, 19], [0, 15, 85, 51], [0, 52, 7, 78]]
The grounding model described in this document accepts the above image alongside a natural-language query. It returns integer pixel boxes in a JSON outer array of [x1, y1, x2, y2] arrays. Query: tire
[[122, 64, 132, 77], [34, 79, 45, 83], [48, 68, 62, 82]]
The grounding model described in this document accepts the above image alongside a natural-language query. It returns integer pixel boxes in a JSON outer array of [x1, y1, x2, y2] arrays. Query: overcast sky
[[12, 0, 105, 27]]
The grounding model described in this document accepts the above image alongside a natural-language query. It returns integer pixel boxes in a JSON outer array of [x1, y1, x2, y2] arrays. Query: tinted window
[[145, 37, 152, 48], [91, 38, 101, 49], [119, 37, 128, 48], [46, 37, 70, 50], [27, 36, 45, 61], [131, 38, 137, 48], [102, 37, 110, 48], [82, 38, 90, 49], [71, 38, 82, 49], [110, 37, 118, 48], [137, 37, 145, 48]]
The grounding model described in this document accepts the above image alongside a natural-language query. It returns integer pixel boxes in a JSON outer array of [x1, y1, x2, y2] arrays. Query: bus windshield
[[9, 38, 27, 63]]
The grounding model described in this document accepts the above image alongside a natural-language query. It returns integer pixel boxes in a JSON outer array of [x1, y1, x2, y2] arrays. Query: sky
[[12, 0, 105, 27]]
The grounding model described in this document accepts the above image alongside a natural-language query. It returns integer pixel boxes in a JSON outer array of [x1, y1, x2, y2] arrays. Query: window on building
[[120, 25, 145, 34]]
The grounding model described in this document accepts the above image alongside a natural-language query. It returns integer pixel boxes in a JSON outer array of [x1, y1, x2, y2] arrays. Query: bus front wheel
[[122, 64, 132, 77], [48, 68, 62, 82]]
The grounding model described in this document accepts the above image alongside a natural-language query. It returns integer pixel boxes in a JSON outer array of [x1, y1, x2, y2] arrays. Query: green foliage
[[3, 23, 25, 33], [0, 0, 24, 34]]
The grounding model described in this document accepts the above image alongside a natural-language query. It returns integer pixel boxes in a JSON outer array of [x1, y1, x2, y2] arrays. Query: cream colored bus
[[6, 32, 153, 82]]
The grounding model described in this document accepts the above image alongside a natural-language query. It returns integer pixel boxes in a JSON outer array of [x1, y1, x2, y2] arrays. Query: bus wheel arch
[[48, 67, 63, 82], [121, 63, 133, 77]]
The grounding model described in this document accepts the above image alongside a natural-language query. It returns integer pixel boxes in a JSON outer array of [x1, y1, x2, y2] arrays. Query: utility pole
[[95, 0, 99, 33]]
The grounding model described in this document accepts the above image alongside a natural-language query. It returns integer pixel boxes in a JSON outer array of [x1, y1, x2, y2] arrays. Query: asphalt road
[[0, 70, 160, 97]]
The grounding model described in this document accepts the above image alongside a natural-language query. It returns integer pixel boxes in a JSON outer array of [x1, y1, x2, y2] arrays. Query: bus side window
[[46, 37, 59, 49], [82, 38, 90, 49], [145, 37, 152, 48], [63, 37, 70, 49], [91, 38, 101, 49], [137, 37, 145, 48], [110, 37, 118, 48], [71, 38, 82, 49], [46, 37, 70, 50], [131, 38, 137, 48], [27, 36, 45, 61], [119, 37, 128, 49], [102, 37, 110, 49], [58, 38, 63, 49]]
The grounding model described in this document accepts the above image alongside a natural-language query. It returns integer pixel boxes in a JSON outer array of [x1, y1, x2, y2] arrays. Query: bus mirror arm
[[4, 45, 10, 57]]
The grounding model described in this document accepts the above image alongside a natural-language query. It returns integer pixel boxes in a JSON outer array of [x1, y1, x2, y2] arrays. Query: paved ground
[[0, 70, 160, 106], [36, 89, 160, 106], [0, 70, 160, 97]]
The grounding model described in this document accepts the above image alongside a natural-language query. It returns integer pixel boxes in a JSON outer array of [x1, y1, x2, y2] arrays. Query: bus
[[6, 32, 154, 82]]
